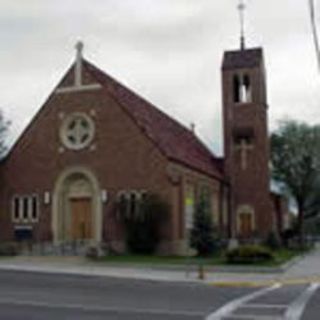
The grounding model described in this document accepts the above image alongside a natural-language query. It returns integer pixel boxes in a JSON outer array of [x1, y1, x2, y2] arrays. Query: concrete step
[[18, 241, 91, 257]]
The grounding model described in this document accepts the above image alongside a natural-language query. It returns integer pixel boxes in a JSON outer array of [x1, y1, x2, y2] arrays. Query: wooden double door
[[70, 198, 93, 240]]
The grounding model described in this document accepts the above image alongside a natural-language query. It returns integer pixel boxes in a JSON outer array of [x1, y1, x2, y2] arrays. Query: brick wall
[[0, 64, 225, 255]]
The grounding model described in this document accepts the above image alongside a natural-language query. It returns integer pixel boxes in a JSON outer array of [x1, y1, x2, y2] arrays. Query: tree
[[190, 193, 216, 256], [0, 110, 9, 158], [305, 175, 320, 219], [271, 120, 320, 245], [117, 193, 169, 254]]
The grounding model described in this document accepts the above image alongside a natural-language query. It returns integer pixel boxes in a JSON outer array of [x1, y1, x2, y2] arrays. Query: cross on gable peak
[[56, 41, 103, 93], [75, 41, 84, 59], [74, 41, 84, 87]]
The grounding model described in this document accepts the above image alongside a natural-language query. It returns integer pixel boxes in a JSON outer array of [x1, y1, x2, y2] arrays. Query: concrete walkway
[[283, 244, 320, 279], [0, 246, 319, 286]]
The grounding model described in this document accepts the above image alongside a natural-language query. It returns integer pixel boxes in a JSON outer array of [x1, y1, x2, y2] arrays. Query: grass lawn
[[270, 248, 308, 265], [94, 248, 308, 268], [96, 254, 224, 266]]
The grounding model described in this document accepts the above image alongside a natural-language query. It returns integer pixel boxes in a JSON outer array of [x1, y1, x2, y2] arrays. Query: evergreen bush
[[190, 193, 216, 256], [265, 231, 281, 250]]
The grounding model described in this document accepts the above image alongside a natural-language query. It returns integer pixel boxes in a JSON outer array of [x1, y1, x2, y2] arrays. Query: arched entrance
[[52, 167, 102, 244]]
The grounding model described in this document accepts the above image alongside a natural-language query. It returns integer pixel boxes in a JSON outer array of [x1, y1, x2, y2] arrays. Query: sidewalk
[[0, 247, 319, 287]]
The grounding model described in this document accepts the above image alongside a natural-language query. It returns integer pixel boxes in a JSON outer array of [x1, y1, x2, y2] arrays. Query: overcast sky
[[0, 0, 319, 155]]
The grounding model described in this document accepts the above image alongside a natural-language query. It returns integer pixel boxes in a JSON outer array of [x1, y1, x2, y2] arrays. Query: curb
[[0, 263, 202, 285], [211, 281, 273, 288]]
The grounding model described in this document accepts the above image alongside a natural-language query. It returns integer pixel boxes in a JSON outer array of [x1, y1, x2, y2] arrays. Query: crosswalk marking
[[206, 282, 320, 320], [206, 283, 281, 320], [285, 283, 319, 320]]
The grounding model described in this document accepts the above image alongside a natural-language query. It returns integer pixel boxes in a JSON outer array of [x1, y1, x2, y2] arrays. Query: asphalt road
[[0, 270, 319, 319], [0, 270, 254, 319]]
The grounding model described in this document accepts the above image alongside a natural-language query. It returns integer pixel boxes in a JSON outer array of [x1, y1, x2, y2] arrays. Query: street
[[207, 283, 320, 319], [0, 270, 319, 319], [0, 270, 254, 319]]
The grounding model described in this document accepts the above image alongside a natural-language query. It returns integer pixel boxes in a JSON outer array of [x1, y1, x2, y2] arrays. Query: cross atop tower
[[238, 0, 246, 50]]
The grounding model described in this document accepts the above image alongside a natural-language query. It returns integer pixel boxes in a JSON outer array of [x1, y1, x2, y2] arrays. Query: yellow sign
[[185, 197, 194, 206]]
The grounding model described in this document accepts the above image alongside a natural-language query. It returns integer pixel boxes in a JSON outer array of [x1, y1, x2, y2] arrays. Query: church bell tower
[[222, 2, 274, 239]]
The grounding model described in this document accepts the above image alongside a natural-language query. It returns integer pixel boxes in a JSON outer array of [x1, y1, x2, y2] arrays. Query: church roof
[[222, 48, 263, 70], [83, 60, 224, 180]]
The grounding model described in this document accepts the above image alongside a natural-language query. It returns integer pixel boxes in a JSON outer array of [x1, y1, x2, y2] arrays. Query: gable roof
[[222, 48, 263, 70], [83, 60, 224, 180]]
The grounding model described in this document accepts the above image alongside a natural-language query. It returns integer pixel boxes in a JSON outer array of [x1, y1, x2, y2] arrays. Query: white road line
[[285, 283, 320, 320], [205, 283, 282, 320], [220, 315, 282, 320], [245, 303, 288, 309], [0, 298, 203, 317], [223, 316, 282, 320]]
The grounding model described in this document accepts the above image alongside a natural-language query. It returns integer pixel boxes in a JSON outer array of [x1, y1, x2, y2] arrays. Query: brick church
[[0, 42, 288, 254]]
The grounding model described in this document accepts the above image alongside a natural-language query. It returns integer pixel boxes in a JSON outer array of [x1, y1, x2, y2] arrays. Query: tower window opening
[[233, 74, 252, 103], [233, 75, 241, 103], [243, 74, 252, 102]]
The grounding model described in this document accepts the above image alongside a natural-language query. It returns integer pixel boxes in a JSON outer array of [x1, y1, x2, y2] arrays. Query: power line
[[309, 0, 320, 71]]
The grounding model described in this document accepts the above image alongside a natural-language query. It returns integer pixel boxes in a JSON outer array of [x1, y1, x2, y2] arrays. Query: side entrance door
[[239, 212, 253, 238]]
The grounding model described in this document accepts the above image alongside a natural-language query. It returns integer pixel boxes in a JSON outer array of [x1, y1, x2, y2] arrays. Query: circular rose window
[[60, 113, 95, 150]]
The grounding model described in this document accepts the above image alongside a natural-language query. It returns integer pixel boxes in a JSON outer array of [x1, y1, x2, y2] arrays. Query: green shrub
[[0, 242, 19, 256], [226, 245, 274, 264]]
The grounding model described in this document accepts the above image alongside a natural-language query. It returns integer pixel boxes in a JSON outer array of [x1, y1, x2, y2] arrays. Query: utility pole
[[309, 0, 320, 71]]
